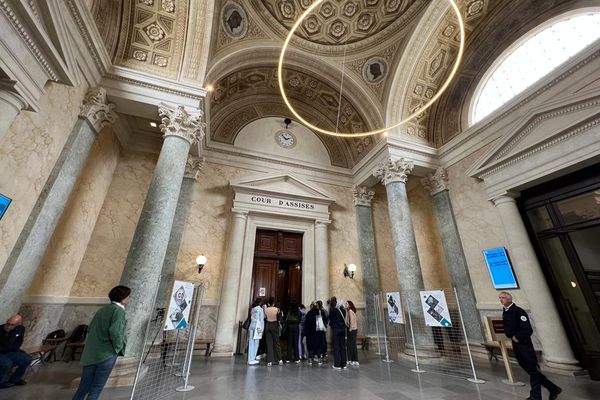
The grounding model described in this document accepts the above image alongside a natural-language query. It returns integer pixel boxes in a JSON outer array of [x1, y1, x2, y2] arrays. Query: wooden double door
[[250, 230, 302, 312]]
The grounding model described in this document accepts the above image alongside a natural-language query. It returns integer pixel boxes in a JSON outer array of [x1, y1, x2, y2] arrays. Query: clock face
[[275, 130, 296, 148]]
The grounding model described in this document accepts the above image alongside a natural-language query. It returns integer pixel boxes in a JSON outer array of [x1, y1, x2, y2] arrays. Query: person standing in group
[[314, 300, 328, 364], [0, 314, 32, 389], [345, 300, 359, 367], [264, 297, 282, 366], [304, 303, 317, 363], [285, 301, 301, 363], [298, 304, 307, 360], [329, 297, 347, 370], [73, 285, 130, 400], [500, 292, 562, 400], [247, 298, 264, 366]]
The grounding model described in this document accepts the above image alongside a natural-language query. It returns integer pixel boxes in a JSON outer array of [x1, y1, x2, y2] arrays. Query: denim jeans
[[248, 322, 259, 363], [0, 351, 32, 383], [72, 354, 118, 400]]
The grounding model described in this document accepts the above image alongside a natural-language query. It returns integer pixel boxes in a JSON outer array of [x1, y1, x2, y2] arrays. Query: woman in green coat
[[73, 285, 130, 400]]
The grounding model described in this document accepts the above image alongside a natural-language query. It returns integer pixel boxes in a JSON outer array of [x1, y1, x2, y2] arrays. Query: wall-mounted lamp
[[343, 263, 357, 279], [284, 118, 292, 129], [196, 255, 207, 274]]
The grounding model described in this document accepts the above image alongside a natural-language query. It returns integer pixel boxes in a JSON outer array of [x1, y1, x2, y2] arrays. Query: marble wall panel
[[322, 182, 362, 304], [28, 128, 120, 297], [371, 185, 399, 293], [174, 163, 249, 302], [19, 301, 107, 348], [407, 183, 452, 291], [0, 82, 88, 274], [446, 143, 528, 309], [70, 150, 157, 298]]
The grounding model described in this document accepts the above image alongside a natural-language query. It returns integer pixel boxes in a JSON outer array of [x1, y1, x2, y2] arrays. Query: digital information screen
[[0, 193, 11, 220], [483, 247, 519, 289]]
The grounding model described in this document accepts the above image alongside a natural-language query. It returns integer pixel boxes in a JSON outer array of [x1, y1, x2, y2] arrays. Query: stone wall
[[0, 82, 88, 274], [70, 150, 157, 298]]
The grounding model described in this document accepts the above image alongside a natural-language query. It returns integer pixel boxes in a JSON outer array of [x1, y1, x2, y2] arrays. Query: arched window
[[470, 10, 600, 125]]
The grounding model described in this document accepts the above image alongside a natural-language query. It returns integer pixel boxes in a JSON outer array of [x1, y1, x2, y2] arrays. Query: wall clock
[[275, 130, 296, 149]]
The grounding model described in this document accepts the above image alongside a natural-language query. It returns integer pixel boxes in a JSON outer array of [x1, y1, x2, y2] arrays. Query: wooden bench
[[356, 336, 369, 351], [194, 338, 214, 356]]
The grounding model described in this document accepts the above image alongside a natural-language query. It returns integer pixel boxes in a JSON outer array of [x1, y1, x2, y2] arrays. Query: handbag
[[242, 317, 250, 330], [316, 311, 326, 332]]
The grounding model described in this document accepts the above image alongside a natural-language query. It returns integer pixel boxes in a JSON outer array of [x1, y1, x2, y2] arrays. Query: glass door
[[521, 171, 600, 379]]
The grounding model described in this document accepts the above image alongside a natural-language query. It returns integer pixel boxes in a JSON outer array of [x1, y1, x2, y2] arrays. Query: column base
[[71, 357, 142, 389], [540, 357, 585, 377], [211, 344, 234, 357]]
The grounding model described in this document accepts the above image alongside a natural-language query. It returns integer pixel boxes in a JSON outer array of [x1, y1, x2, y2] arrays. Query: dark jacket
[[329, 306, 346, 332], [502, 303, 533, 344], [0, 325, 25, 354]]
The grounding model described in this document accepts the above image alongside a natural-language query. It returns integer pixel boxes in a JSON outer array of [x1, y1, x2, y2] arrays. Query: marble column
[[492, 193, 580, 372], [213, 210, 248, 355], [314, 220, 330, 302], [422, 168, 484, 341], [352, 185, 379, 336], [0, 88, 117, 321], [373, 158, 432, 347], [0, 80, 28, 143], [154, 156, 204, 311], [120, 105, 204, 358]]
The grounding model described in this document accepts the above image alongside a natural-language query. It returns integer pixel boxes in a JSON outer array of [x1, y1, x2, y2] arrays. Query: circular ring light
[[277, 0, 466, 138]]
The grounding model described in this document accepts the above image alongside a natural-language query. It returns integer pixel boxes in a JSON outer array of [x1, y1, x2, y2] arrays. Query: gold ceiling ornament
[[277, 0, 466, 138]]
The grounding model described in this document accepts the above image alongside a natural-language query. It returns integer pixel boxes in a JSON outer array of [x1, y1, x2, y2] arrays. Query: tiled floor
[[1, 353, 599, 400]]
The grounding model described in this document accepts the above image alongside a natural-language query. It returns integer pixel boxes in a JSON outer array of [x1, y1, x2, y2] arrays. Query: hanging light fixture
[[277, 0, 466, 138]]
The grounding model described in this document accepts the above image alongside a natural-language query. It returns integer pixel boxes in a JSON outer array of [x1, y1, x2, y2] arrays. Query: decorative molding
[[0, 0, 58, 81], [421, 167, 449, 195], [352, 185, 375, 207], [104, 71, 206, 102], [22, 295, 220, 306], [158, 103, 205, 144], [372, 157, 414, 185], [79, 87, 118, 132], [184, 155, 204, 180]]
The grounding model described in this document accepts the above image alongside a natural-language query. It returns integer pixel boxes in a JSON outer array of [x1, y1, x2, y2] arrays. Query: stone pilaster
[[213, 210, 249, 355], [352, 185, 379, 336], [0, 80, 28, 143], [120, 103, 204, 358], [315, 220, 331, 302], [0, 87, 117, 320], [492, 193, 580, 372], [421, 168, 484, 341], [373, 158, 432, 347]]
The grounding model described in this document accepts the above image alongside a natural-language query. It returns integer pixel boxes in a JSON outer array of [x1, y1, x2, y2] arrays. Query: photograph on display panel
[[386, 292, 404, 323], [164, 280, 195, 331], [420, 290, 452, 327]]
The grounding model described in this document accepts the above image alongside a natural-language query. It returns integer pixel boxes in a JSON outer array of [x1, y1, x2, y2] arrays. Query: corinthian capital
[[421, 168, 449, 195], [373, 157, 414, 185], [158, 103, 205, 145], [184, 155, 204, 180], [79, 87, 117, 133], [352, 185, 375, 207]]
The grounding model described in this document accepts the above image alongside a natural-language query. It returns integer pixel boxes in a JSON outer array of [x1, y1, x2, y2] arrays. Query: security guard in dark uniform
[[500, 292, 562, 400]]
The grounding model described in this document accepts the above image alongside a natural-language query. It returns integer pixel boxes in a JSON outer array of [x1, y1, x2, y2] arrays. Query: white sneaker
[[354, 361, 359, 366], [332, 365, 341, 370], [278, 360, 283, 365], [248, 360, 259, 365], [267, 362, 272, 366], [295, 360, 301, 364]]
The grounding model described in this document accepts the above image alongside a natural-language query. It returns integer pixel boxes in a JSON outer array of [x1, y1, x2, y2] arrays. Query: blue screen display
[[483, 247, 518, 289], [0, 193, 11, 220]]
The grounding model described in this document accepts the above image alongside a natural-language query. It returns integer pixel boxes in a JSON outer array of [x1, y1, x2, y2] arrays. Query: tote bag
[[315, 312, 326, 331]]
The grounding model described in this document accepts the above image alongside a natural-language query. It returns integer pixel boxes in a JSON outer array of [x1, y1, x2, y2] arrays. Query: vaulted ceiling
[[90, 0, 591, 165]]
